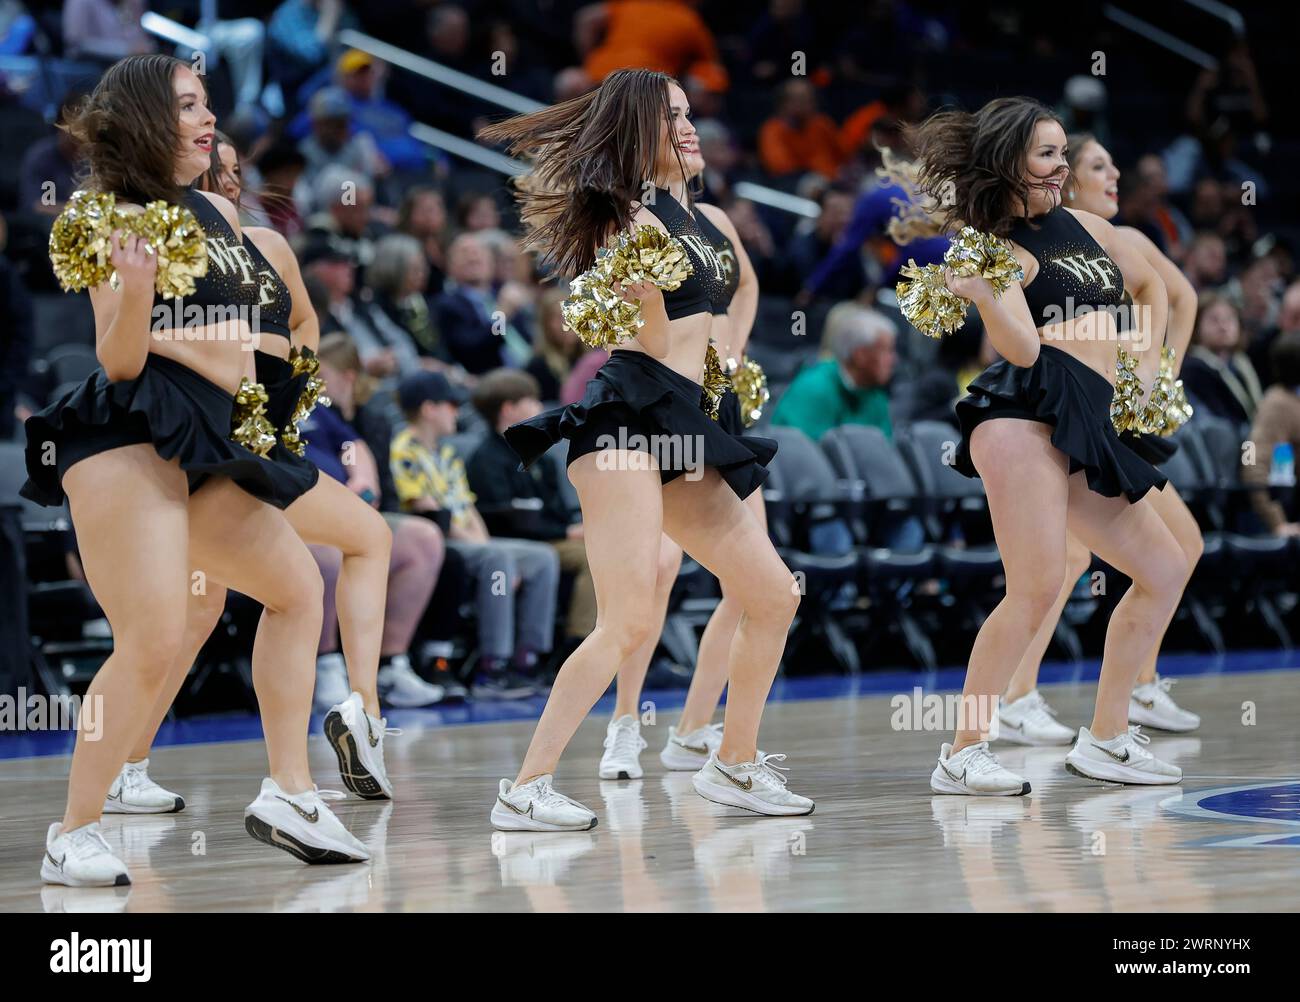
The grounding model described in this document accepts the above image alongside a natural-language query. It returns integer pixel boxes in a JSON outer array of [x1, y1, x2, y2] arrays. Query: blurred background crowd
[[2, 1, 1298, 714]]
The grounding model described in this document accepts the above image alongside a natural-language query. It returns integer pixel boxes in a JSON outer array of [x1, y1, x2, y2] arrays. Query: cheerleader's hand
[[107, 229, 158, 296], [618, 278, 663, 308], [943, 267, 994, 305]]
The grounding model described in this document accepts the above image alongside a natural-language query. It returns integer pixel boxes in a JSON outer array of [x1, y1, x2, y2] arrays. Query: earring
[[1068, 190, 1076, 201]]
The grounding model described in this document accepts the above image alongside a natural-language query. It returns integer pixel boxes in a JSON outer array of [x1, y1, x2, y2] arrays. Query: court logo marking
[[1162, 782, 1300, 847]]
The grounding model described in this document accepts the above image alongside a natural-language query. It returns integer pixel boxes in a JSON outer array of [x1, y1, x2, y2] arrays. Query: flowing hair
[[478, 68, 689, 276], [905, 96, 1063, 236], [875, 146, 944, 245], [63, 54, 194, 205], [1063, 132, 1100, 200]]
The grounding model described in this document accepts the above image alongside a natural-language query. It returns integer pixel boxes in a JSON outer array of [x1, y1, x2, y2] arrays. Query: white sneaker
[[41, 822, 131, 887], [930, 741, 1031, 796], [314, 653, 351, 713], [997, 690, 1075, 746], [1129, 676, 1201, 732], [692, 751, 815, 816], [243, 778, 371, 864], [598, 715, 647, 780], [1065, 725, 1183, 785], [324, 692, 398, 800], [490, 774, 598, 832], [377, 654, 445, 708], [660, 722, 723, 771], [103, 758, 185, 814]]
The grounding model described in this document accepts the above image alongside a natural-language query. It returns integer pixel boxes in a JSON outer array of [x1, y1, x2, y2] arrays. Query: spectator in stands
[[62, 0, 154, 63], [304, 333, 449, 708], [328, 50, 431, 176], [746, 0, 818, 83], [298, 86, 387, 197], [391, 371, 559, 698], [897, 320, 992, 427], [1133, 154, 1192, 261], [1229, 254, 1283, 355], [1180, 291, 1263, 424], [435, 233, 532, 374], [303, 165, 387, 266], [267, 0, 357, 99], [1253, 280, 1300, 387], [1184, 232, 1228, 292], [839, 84, 927, 167], [788, 185, 862, 301], [693, 119, 738, 204], [365, 233, 457, 371], [255, 142, 308, 237], [758, 78, 843, 180], [525, 288, 587, 402], [1242, 332, 1300, 537], [455, 193, 502, 234], [466, 369, 596, 650], [576, 0, 728, 92], [19, 88, 85, 213], [560, 347, 610, 406], [1056, 75, 1110, 147], [0, 216, 32, 438], [397, 186, 448, 295], [772, 302, 896, 441]]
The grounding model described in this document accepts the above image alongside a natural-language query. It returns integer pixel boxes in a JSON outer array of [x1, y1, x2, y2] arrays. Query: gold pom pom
[[561, 224, 695, 350], [48, 191, 118, 293], [48, 190, 209, 299], [1110, 347, 1146, 434], [281, 346, 333, 457], [1168, 377, 1194, 431], [231, 377, 278, 457], [730, 355, 769, 427], [700, 341, 731, 420], [895, 226, 1023, 339], [1136, 346, 1193, 436]]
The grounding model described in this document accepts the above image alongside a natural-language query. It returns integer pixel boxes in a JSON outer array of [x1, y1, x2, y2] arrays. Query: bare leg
[[660, 471, 798, 765], [677, 489, 767, 734], [380, 514, 443, 660], [1132, 483, 1202, 685], [612, 535, 681, 719], [1005, 534, 1092, 702], [952, 420, 1070, 753], [514, 452, 665, 784], [60, 446, 191, 831], [1063, 474, 1189, 738]]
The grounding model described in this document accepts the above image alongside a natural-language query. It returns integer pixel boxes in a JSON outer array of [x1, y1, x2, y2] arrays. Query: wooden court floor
[[1, 669, 1297, 912]]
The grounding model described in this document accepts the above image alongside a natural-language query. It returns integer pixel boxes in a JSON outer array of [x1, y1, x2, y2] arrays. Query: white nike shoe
[[377, 654, 445, 708], [324, 692, 398, 800], [490, 774, 598, 832], [40, 822, 131, 887], [1064, 725, 1182, 785], [692, 751, 815, 816], [102, 758, 185, 814], [598, 714, 647, 780], [660, 722, 723, 771], [243, 778, 371, 864], [930, 741, 1031, 796], [1129, 676, 1200, 732], [314, 653, 351, 713], [997, 690, 1075, 746]]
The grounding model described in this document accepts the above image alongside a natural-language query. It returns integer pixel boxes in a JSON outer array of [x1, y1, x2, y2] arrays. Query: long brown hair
[[63, 54, 194, 205], [905, 97, 1061, 236], [200, 129, 288, 216], [1063, 132, 1099, 200], [478, 68, 688, 276]]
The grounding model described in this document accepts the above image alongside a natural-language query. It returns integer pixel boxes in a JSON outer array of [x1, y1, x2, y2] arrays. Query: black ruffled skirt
[[954, 343, 1168, 503], [504, 349, 776, 499], [716, 388, 745, 436], [21, 353, 318, 509], [253, 351, 320, 477], [1119, 430, 1178, 466]]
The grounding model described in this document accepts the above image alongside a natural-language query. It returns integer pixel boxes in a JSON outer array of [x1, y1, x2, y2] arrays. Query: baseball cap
[[398, 371, 468, 411], [310, 87, 352, 121]]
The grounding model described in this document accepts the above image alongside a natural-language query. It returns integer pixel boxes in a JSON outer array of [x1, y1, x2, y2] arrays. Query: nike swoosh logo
[[1091, 743, 1130, 763], [366, 718, 379, 748], [940, 761, 967, 784], [275, 795, 319, 823], [714, 764, 752, 791], [1133, 697, 1155, 710], [674, 739, 710, 755], [497, 796, 534, 818], [46, 850, 65, 871], [106, 788, 121, 801]]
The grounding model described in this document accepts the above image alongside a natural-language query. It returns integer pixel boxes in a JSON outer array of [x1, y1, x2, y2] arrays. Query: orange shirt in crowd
[[759, 113, 843, 178], [839, 100, 888, 160], [583, 0, 729, 91]]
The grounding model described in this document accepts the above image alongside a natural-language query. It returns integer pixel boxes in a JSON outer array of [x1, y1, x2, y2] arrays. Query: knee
[[1140, 543, 1190, 602], [738, 565, 801, 625], [114, 618, 189, 686], [275, 549, 326, 616], [601, 616, 655, 659], [1012, 570, 1067, 626], [1181, 529, 1204, 576], [1065, 536, 1092, 582], [356, 507, 393, 560]]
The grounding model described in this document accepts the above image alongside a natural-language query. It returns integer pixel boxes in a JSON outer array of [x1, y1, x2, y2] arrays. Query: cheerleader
[[907, 97, 1187, 793], [598, 186, 766, 781], [479, 68, 813, 829], [995, 134, 1204, 742], [23, 56, 367, 885], [113, 132, 402, 809]]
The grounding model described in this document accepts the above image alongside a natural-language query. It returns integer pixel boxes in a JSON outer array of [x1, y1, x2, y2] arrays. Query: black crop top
[[641, 188, 731, 320], [693, 205, 740, 315], [242, 233, 293, 342], [1007, 206, 1124, 328], [152, 188, 266, 316]]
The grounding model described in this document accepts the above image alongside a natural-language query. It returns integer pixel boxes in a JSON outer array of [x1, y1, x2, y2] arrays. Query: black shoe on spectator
[[472, 661, 537, 701], [644, 657, 693, 690]]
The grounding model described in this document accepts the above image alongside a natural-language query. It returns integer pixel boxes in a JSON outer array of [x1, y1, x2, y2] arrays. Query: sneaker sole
[[489, 806, 599, 833], [1128, 709, 1200, 733], [40, 860, 130, 887], [102, 796, 185, 814], [995, 724, 1074, 747], [659, 748, 709, 771], [1064, 756, 1182, 786], [598, 764, 643, 780], [929, 769, 1031, 797], [324, 710, 391, 801], [243, 812, 368, 864], [691, 777, 815, 817]]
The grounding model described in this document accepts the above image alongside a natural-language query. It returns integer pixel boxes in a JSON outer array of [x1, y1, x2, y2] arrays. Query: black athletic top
[[151, 189, 266, 315], [243, 234, 293, 341], [1007, 206, 1124, 329], [693, 206, 740, 315], [641, 188, 730, 320]]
